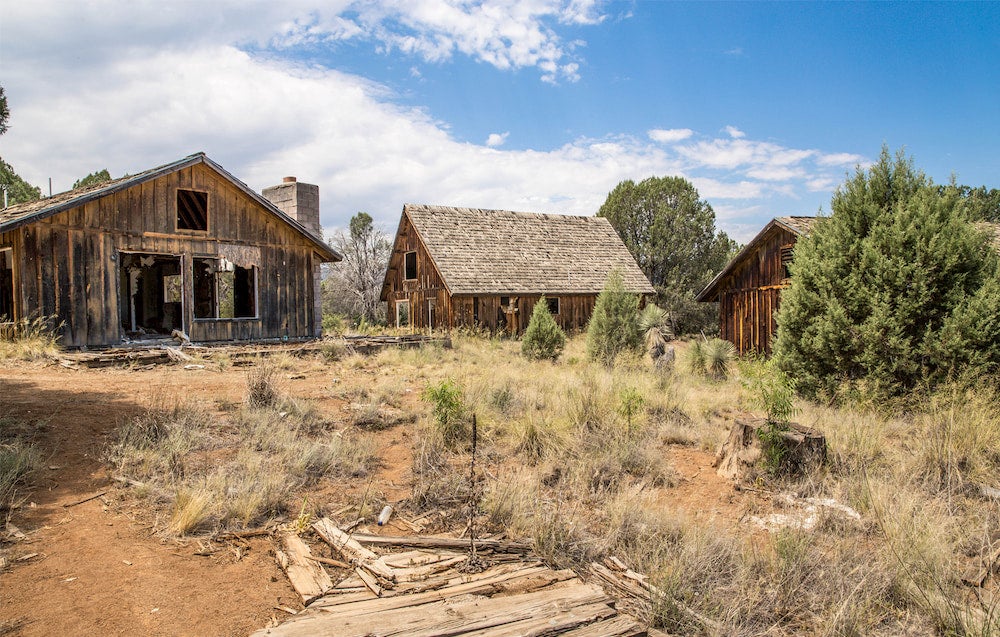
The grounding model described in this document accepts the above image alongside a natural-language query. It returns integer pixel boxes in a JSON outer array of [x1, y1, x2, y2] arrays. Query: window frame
[[0, 246, 17, 323], [176, 188, 209, 233], [396, 299, 410, 328], [403, 251, 417, 281], [546, 297, 560, 316], [192, 256, 259, 321]]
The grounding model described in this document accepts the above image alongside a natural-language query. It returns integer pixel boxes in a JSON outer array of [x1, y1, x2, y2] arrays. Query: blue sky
[[2, 1, 998, 242]]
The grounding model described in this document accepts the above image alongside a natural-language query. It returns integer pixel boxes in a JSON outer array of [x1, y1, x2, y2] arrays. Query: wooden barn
[[0, 152, 340, 348], [696, 216, 816, 355], [380, 204, 654, 333]]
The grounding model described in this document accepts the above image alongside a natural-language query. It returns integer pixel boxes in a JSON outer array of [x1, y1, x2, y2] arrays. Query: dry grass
[[0, 416, 41, 510], [0, 316, 61, 361], [106, 390, 379, 535]]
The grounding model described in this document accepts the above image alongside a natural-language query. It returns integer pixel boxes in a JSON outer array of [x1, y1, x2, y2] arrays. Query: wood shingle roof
[[398, 204, 654, 296]]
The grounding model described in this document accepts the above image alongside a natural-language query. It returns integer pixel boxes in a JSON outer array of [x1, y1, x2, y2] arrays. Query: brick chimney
[[262, 176, 322, 240]]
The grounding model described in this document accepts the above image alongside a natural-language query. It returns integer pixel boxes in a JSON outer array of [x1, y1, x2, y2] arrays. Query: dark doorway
[[0, 248, 14, 321], [119, 253, 183, 338]]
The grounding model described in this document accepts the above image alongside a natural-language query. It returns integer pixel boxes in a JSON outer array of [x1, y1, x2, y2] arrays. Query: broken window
[[0, 248, 14, 321], [780, 245, 794, 280], [404, 251, 417, 280], [177, 189, 208, 231], [396, 300, 410, 328], [193, 257, 257, 319], [546, 297, 560, 315], [119, 252, 182, 337]]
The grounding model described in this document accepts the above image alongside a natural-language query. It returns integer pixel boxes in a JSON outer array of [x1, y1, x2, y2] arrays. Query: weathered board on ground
[[253, 531, 661, 637]]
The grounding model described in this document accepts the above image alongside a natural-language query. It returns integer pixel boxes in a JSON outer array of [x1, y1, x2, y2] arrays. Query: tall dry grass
[[0, 316, 61, 361]]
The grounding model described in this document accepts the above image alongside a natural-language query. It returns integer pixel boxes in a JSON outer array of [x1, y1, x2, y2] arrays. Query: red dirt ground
[[0, 358, 754, 636]]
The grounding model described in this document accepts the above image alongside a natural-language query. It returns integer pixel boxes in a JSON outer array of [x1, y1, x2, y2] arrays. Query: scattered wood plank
[[277, 534, 333, 605]]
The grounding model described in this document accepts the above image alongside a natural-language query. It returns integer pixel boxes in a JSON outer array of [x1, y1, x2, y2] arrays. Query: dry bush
[[244, 361, 280, 408]]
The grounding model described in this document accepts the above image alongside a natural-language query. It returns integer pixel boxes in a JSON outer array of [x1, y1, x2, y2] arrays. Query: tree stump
[[714, 418, 826, 482]]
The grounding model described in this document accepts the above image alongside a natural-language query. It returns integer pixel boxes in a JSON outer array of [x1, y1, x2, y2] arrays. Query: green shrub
[[422, 379, 468, 447], [586, 270, 642, 364], [521, 296, 566, 361]]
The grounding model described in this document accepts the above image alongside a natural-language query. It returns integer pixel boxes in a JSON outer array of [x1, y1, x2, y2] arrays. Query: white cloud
[[816, 152, 866, 167], [486, 132, 510, 147], [648, 128, 693, 144], [724, 125, 746, 139]]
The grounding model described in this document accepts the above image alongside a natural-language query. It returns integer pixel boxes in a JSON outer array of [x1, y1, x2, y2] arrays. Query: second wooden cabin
[[696, 216, 816, 355], [380, 204, 654, 333]]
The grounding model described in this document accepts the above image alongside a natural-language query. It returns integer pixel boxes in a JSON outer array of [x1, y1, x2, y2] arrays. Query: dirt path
[[1, 365, 295, 636]]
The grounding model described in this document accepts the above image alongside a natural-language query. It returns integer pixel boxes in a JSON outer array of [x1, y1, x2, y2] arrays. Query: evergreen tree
[[73, 169, 112, 189], [521, 296, 566, 361], [598, 176, 737, 334], [773, 147, 1000, 399], [0, 84, 41, 206], [586, 270, 642, 364]]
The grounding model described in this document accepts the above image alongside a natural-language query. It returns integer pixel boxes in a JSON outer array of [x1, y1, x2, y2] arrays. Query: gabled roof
[[0, 152, 340, 261], [385, 204, 655, 296], [696, 216, 818, 302]]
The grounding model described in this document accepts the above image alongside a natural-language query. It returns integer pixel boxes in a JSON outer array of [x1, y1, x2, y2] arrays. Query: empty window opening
[[0, 248, 14, 321], [194, 257, 257, 319], [119, 252, 183, 338], [472, 296, 479, 323], [396, 300, 410, 328], [780, 245, 794, 279], [177, 189, 208, 231], [546, 297, 560, 315], [404, 251, 417, 280]]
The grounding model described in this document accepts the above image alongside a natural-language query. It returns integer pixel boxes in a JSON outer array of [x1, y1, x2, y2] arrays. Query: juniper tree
[[586, 270, 642, 364], [521, 296, 566, 361], [773, 147, 1000, 400]]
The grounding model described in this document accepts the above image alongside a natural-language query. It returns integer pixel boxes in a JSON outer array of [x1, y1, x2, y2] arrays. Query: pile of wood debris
[[257, 516, 676, 636]]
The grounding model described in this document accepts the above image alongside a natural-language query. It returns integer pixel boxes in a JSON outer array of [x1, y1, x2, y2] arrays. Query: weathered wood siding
[[2, 163, 321, 347], [716, 226, 799, 355], [383, 214, 451, 331]]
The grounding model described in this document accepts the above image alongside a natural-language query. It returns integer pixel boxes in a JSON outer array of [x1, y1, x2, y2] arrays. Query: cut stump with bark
[[715, 418, 826, 482]]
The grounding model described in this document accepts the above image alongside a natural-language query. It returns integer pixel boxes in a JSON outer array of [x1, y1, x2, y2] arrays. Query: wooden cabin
[[696, 216, 816, 355], [0, 152, 341, 348], [380, 204, 654, 333]]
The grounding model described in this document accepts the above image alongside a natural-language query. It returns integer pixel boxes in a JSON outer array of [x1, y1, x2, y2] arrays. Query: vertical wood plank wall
[[0, 163, 322, 348], [716, 226, 798, 355]]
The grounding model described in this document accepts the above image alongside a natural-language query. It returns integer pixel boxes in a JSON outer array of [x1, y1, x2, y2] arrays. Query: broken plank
[[306, 563, 554, 614], [351, 532, 531, 553], [278, 534, 333, 605], [311, 518, 396, 583]]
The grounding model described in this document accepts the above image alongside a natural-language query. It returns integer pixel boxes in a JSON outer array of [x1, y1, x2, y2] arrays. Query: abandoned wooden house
[[380, 204, 654, 333], [696, 216, 816, 355], [0, 152, 340, 348]]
